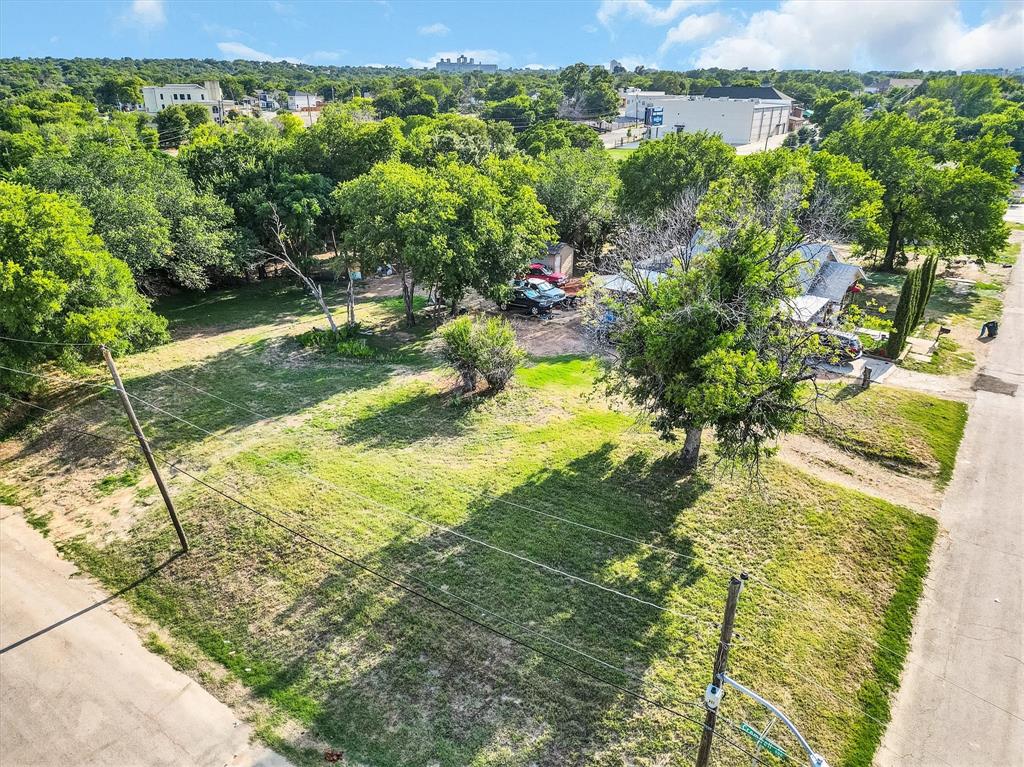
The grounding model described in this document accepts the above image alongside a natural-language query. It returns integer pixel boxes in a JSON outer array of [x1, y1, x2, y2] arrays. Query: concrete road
[[0, 512, 289, 767], [879, 219, 1024, 765]]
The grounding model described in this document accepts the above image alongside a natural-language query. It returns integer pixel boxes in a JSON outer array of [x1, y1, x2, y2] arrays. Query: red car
[[526, 263, 567, 286]]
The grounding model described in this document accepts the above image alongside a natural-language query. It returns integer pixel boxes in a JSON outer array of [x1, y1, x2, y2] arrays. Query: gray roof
[[807, 261, 865, 302], [703, 85, 793, 101]]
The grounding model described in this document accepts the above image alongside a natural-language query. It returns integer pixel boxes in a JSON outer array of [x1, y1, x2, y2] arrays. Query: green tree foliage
[[0, 90, 98, 171], [332, 160, 553, 324], [483, 95, 537, 128], [886, 267, 921, 358], [0, 182, 168, 393], [534, 148, 620, 256], [154, 105, 191, 148], [911, 255, 938, 332], [516, 119, 602, 157], [404, 113, 513, 166], [617, 131, 735, 219], [601, 177, 829, 470], [439, 315, 524, 393], [373, 77, 438, 118], [293, 101, 405, 183], [826, 111, 1009, 269], [925, 74, 1003, 118], [21, 134, 238, 291]]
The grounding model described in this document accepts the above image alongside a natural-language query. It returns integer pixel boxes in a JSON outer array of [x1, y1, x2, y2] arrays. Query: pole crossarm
[[720, 674, 830, 767]]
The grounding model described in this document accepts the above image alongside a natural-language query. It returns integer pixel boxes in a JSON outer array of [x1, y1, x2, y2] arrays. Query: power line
[[1, 396, 769, 765], [0, 335, 99, 348], [118, 386, 718, 627]]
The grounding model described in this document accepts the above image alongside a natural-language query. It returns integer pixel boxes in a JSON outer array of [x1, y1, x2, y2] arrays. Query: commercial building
[[640, 94, 792, 146], [141, 80, 234, 121], [434, 54, 497, 73]]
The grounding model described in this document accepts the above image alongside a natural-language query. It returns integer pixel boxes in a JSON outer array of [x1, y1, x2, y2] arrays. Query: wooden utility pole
[[695, 574, 745, 767], [101, 346, 189, 553]]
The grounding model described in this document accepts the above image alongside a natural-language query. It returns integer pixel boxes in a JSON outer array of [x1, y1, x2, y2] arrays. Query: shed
[[539, 242, 575, 277]]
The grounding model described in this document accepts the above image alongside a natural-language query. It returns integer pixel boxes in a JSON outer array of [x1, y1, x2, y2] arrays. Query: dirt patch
[[777, 432, 943, 516], [972, 373, 1018, 396]]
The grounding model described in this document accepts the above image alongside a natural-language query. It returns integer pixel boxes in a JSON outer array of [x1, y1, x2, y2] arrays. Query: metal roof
[[702, 86, 793, 101]]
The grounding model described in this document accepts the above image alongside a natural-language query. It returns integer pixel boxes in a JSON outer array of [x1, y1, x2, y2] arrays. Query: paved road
[[0, 512, 289, 767], [879, 217, 1024, 765]]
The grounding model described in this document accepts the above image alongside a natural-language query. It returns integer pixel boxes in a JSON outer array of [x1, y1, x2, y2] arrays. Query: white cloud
[[694, 0, 1024, 71], [597, 0, 707, 28], [305, 50, 345, 63], [406, 49, 512, 69], [216, 41, 301, 64], [582, 23, 598, 33], [121, 0, 165, 30], [49, 35, 60, 44], [363, 63, 389, 69], [523, 63, 557, 70], [659, 11, 729, 54], [418, 22, 450, 36], [268, 1, 294, 14]]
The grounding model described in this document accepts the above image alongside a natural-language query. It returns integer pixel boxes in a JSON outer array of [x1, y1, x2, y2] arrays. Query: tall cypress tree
[[911, 255, 938, 332], [886, 267, 921, 358]]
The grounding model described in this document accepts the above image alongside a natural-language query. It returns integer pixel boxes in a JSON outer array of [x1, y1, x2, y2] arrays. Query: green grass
[[807, 385, 968, 486], [606, 147, 637, 161], [0, 480, 18, 505], [96, 466, 142, 495], [900, 335, 975, 376], [11, 283, 943, 767]]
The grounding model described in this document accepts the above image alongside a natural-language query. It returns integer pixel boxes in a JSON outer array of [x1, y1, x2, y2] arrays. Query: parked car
[[810, 329, 864, 364], [520, 277, 576, 307], [497, 285, 556, 315], [526, 263, 567, 286]]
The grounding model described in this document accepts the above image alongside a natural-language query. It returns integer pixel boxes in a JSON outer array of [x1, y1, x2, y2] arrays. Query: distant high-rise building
[[434, 54, 497, 73]]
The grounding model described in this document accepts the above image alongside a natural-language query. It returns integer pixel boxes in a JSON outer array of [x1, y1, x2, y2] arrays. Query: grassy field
[[606, 147, 637, 161], [806, 385, 968, 486], [2, 282, 944, 767]]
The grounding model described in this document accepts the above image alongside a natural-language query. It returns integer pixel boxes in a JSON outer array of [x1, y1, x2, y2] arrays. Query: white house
[[288, 91, 321, 111], [141, 80, 233, 121]]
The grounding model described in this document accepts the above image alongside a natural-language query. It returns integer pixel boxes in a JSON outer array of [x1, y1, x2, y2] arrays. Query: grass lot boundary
[[842, 514, 937, 767]]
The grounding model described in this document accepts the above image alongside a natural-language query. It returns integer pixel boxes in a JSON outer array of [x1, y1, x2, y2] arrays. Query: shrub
[[438, 315, 524, 393], [296, 325, 375, 359]]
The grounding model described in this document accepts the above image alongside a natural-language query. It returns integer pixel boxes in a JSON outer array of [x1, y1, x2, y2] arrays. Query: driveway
[[0, 512, 289, 767], [879, 212, 1024, 765]]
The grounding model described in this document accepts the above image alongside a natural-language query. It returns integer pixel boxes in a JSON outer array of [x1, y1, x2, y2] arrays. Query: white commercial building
[[141, 81, 231, 120], [623, 85, 797, 147]]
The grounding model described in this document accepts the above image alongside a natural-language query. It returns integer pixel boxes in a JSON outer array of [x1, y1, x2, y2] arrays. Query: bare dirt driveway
[[879, 210, 1024, 765], [0, 512, 289, 767]]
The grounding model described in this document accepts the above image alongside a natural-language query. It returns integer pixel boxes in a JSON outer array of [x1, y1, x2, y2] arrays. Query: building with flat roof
[[637, 94, 793, 146], [435, 54, 497, 73], [141, 80, 235, 122]]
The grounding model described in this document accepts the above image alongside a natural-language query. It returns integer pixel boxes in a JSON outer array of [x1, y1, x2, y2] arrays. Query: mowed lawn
[[7, 282, 940, 767]]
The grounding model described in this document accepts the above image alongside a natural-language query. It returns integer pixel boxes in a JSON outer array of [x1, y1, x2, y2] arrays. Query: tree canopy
[[0, 181, 168, 392]]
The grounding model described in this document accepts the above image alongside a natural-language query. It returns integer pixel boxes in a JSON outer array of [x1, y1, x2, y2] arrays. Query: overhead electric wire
[[10, 361, 1023, 731], [116, 385, 717, 627], [0, 390, 719, 713], [0, 392, 770, 765], [0, 334, 100, 348]]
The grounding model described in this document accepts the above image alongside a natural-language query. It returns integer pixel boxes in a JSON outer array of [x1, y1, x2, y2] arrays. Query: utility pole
[[695, 573, 745, 767], [101, 346, 189, 553]]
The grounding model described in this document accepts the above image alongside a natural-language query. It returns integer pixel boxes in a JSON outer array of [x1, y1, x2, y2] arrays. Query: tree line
[[1, 66, 1019, 406]]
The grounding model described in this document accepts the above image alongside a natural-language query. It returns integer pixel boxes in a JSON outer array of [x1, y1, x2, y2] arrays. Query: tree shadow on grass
[[6, 336, 397, 468], [217, 443, 717, 766]]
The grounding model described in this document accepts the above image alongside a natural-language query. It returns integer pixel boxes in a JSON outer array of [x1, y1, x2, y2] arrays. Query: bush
[[438, 315, 524, 393], [296, 325, 375, 359]]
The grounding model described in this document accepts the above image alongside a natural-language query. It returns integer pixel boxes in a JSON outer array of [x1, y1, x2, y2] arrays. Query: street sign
[[740, 723, 789, 760]]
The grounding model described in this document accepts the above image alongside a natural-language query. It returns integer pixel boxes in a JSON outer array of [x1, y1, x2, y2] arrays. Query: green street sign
[[740, 722, 789, 760]]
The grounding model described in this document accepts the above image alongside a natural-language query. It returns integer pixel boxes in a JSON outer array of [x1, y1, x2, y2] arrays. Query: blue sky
[[1, 0, 1022, 72]]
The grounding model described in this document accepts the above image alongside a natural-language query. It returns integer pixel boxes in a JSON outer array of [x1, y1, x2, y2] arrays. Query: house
[[538, 243, 574, 277], [789, 243, 865, 323], [434, 55, 497, 73], [630, 90, 794, 146], [288, 91, 321, 111], [141, 80, 235, 121], [874, 77, 924, 93]]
